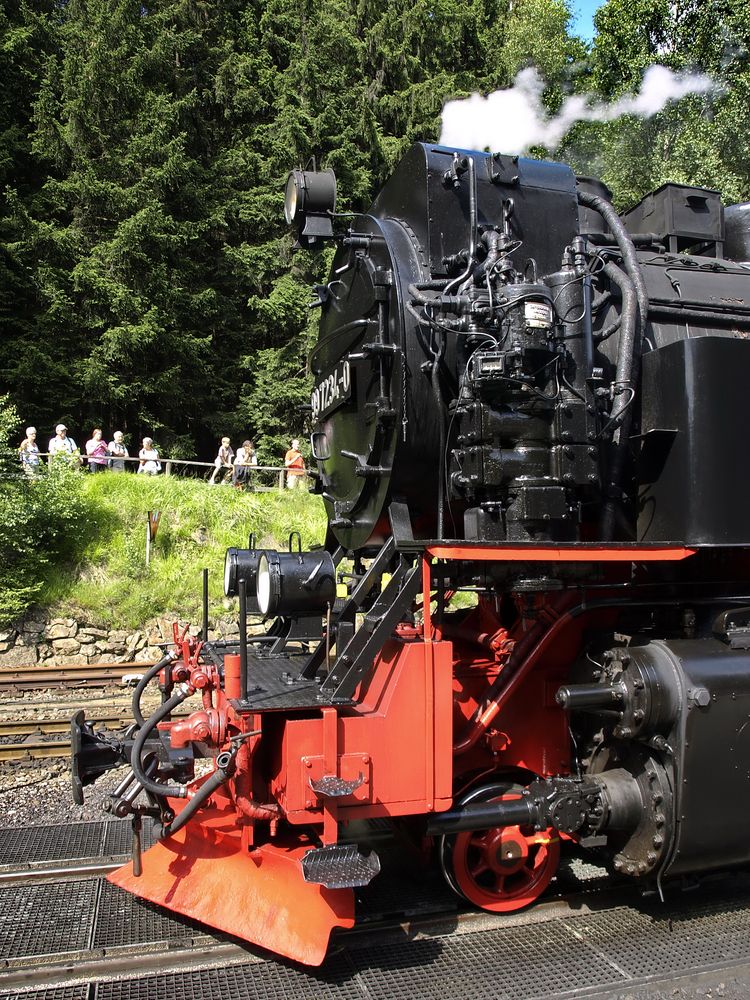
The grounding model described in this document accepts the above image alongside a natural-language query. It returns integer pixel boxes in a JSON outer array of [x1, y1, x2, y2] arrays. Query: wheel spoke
[[470, 859, 489, 878]]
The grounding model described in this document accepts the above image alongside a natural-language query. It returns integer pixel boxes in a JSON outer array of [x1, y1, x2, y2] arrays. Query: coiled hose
[[132, 650, 178, 728], [130, 686, 193, 799]]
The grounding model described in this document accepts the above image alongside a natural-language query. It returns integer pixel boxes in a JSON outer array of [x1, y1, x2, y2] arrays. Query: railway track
[[1, 820, 749, 998], [0, 661, 155, 692], [1, 860, 749, 997], [0, 713, 189, 762], [0, 739, 73, 761], [0, 717, 130, 738]]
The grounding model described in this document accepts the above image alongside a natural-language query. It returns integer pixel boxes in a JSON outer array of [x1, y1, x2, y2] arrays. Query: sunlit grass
[[37, 474, 326, 628]]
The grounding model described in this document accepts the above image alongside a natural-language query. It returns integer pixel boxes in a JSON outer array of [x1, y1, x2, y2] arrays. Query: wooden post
[[279, 470, 285, 491], [165, 460, 172, 477]]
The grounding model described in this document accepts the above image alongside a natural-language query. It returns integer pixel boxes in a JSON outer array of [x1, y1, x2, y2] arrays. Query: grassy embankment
[[39, 474, 327, 629]]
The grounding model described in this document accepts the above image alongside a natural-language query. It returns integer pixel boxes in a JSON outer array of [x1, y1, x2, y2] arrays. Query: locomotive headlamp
[[256, 550, 336, 618], [224, 547, 266, 613], [283, 167, 337, 247]]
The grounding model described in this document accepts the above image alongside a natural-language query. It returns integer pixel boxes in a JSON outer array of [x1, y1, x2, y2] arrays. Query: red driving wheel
[[441, 782, 560, 912]]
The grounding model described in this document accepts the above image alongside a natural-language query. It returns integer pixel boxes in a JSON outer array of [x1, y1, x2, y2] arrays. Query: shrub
[[0, 396, 88, 625]]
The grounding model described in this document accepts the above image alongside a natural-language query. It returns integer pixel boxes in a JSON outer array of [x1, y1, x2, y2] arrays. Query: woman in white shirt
[[137, 437, 161, 475], [108, 431, 129, 472]]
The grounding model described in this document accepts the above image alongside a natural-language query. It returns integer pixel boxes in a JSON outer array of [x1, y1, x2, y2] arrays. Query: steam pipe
[[433, 361, 446, 540], [453, 594, 575, 755], [577, 191, 649, 335], [603, 262, 637, 439], [132, 650, 178, 729], [444, 156, 478, 296], [131, 685, 193, 799], [601, 261, 637, 539]]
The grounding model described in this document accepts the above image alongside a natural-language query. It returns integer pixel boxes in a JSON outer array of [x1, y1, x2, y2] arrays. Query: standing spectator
[[233, 440, 258, 489], [18, 427, 40, 475], [85, 428, 108, 472], [108, 431, 129, 472], [137, 437, 161, 475], [48, 424, 79, 464], [284, 439, 305, 490], [209, 437, 234, 485]]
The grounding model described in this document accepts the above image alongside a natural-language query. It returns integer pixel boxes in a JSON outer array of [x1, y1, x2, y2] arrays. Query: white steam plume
[[439, 65, 716, 154]]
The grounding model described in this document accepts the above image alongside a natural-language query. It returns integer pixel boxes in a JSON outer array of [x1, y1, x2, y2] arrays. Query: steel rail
[[0, 716, 132, 737], [0, 739, 74, 761], [0, 660, 155, 691]]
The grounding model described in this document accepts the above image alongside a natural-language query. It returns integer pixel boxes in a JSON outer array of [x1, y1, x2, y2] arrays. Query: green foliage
[[4, 0, 750, 469], [39, 473, 327, 628], [560, 0, 750, 208], [0, 395, 88, 625], [0, 0, 590, 462]]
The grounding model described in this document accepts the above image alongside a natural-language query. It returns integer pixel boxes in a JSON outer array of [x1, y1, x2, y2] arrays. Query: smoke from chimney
[[439, 65, 716, 154]]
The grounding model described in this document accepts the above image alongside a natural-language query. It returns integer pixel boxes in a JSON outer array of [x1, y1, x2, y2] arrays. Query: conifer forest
[[1, 0, 749, 459]]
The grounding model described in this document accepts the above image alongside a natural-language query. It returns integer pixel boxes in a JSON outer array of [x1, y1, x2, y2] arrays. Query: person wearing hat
[[48, 423, 79, 464]]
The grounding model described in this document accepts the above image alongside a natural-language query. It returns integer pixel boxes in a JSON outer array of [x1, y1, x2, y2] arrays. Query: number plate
[[311, 360, 352, 421]]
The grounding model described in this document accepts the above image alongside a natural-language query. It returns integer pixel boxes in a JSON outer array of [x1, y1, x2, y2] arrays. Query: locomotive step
[[310, 773, 366, 797], [301, 843, 381, 889]]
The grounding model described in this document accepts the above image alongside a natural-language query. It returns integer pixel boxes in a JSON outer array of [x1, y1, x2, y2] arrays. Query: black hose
[[601, 262, 638, 540], [432, 361, 446, 540], [577, 191, 649, 335], [132, 651, 177, 728], [131, 687, 192, 799], [161, 756, 235, 838], [603, 262, 637, 436]]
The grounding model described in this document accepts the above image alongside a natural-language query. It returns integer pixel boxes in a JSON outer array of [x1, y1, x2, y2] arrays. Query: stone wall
[[0, 614, 242, 668]]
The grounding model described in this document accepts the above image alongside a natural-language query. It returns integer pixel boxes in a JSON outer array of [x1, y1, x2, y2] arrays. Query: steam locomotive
[[72, 142, 750, 966]]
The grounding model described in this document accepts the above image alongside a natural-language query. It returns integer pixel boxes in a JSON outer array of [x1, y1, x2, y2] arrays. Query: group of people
[[209, 437, 306, 490], [209, 437, 305, 490], [208, 437, 258, 488], [17, 424, 308, 489], [17, 424, 162, 475]]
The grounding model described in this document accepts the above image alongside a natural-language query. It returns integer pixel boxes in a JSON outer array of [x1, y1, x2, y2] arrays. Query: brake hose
[[130, 685, 193, 799], [132, 650, 178, 728]]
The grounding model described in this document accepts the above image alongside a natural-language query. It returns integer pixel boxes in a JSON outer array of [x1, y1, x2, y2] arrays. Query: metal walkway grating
[[562, 894, 750, 978], [0, 880, 98, 960], [0, 989, 90, 1000], [1, 874, 750, 999], [0, 821, 155, 868], [351, 919, 622, 998], [101, 821, 155, 856], [94, 958, 356, 1000], [92, 880, 204, 948], [0, 824, 107, 865]]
